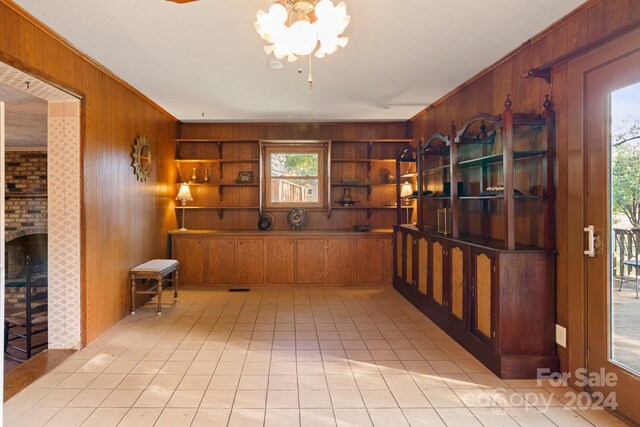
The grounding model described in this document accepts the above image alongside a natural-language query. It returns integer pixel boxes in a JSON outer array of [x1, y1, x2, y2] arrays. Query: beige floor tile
[[436, 408, 483, 426], [267, 390, 299, 408], [85, 373, 126, 389], [299, 389, 332, 408], [117, 408, 162, 427], [297, 361, 325, 374], [5, 386, 50, 407], [334, 408, 374, 427], [327, 374, 358, 390], [100, 389, 143, 408], [158, 361, 191, 375], [300, 408, 337, 427], [116, 374, 154, 390], [37, 388, 83, 407], [67, 388, 111, 407], [361, 390, 398, 408], [330, 390, 365, 408], [242, 361, 270, 375], [208, 374, 240, 390], [79, 407, 128, 427], [401, 408, 446, 427], [133, 389, 173, 407], [56, 373, 98, 389], [469, 407, 519, 426], [186, 361, 218, 375], [191, 408, 231, 426], [390, 387, 431, 408], [228, 408, 265, 427], [367, 408, 410, 426], [423, 388, 465, 408], [166, 389, 205, 407], [271, 361, 298, 374], [503, 407, 556, 426], [5, 407, 60, 427], [130, 361, 165, 375], [102, 360, 137, 375], [176, 374, 211, 390], [236, 374, 268, 390], [265, 408, 300, 427], [154, 408, 197, 427], [269, 374, 298, 390], [235, 390, 267, 408], [452, 388, 497, 407], [200, 389, 237, 408], [43, 407, 93, 427]]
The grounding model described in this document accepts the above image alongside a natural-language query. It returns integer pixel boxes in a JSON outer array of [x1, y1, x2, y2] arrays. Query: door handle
[[584, 225, 600, 257]]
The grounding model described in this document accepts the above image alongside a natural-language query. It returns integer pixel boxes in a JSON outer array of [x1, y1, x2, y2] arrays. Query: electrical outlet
[[555, 324, 567, 348]]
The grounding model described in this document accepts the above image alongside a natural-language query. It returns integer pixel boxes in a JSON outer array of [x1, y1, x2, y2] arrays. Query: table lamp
[[176, 183, 193, 232], [400, 181, 413, 224]]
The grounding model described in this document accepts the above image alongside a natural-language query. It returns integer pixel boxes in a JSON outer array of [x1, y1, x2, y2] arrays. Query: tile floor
[[3, 287, 631, 426]]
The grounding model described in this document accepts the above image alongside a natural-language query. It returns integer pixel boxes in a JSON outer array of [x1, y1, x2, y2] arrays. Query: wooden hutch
[[394, 95, 557, 378]]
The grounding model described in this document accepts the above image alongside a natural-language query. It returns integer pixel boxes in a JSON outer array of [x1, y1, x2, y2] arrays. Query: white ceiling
[[0, 82, 47, 148], [13, 0, 586, 122]]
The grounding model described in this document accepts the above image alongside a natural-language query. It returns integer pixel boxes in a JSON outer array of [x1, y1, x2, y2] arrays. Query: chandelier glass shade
[[255, 0, 350, 62]]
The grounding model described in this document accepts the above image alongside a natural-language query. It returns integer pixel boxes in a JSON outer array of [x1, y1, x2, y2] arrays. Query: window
[[264, 144, 326, 208]]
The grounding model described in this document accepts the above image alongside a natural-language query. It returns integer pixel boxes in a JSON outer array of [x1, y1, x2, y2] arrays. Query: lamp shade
[[176, 183, 193, 203], [400, 181, 413, 198]]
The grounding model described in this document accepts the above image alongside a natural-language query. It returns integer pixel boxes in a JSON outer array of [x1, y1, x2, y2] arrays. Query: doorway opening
[[1, 61, 82, 381]]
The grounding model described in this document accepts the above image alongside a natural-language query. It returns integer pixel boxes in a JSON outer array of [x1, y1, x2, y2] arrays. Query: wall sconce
[[175, 183, 193, 232]]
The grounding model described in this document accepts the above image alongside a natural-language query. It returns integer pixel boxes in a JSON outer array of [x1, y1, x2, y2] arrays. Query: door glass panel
[[610, 81, 640, 374]]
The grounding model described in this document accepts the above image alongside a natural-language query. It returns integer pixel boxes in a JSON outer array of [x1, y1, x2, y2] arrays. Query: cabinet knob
[[299, 241, 303, 245], [358, 240, 363, 244], [289, 240, 293, 244], [239, 241, 244, 246]]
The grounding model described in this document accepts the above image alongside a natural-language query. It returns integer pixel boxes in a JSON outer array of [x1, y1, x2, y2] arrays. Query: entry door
[[585, 47, 640, 422]]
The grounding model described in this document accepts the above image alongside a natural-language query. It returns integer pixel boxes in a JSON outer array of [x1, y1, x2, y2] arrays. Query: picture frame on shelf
[[236, 171, 253, 184]]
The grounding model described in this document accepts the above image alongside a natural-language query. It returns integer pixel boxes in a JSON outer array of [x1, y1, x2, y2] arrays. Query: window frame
[[263, 142, 327, 209]]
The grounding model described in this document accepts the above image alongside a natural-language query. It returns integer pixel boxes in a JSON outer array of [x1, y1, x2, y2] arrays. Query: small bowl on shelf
[[353, 224, 373, 232]]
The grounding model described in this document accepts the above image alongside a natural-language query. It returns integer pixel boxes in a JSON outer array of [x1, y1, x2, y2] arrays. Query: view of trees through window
[[268, 151, 322, 205]]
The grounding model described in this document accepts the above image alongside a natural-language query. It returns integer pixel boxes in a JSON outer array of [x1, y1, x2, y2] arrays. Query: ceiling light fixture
[[255, 0, 350, 63]]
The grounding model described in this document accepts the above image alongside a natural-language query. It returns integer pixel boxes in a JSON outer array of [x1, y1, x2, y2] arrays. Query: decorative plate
[[287, 208, 308, 231], [258, 212, 275, 231]]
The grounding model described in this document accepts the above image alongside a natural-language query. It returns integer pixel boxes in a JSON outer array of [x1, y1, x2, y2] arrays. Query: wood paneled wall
[[410, 0, 640, 371], [0, 1, 178, 344], [180, 122, 410, 231], [180, 122, 409, 141]]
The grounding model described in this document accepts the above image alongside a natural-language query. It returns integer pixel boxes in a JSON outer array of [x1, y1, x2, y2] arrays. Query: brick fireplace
[[4, 150, 47, 279]]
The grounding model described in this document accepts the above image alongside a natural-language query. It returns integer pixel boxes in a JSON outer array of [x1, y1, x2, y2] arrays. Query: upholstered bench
[[130, 259, 179, 315]]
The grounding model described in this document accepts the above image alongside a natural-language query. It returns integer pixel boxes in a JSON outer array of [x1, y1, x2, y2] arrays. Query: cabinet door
[[382, 237, 394, 284], [472, 249, 495, 345], [356, 238, 383, 284], [406, 232, 414, 286], [266, 238, 295, 284], [395, 229, 403, 279], [236, 238, 264, 284], [297, 239, 325, 284], [417, 237, 429, 295], [172, 237, 204, 284], [449, 243, 466, 324], [432, 239, 444, 305], [327, 239, 356, 283], [206, 238, 235, 284]]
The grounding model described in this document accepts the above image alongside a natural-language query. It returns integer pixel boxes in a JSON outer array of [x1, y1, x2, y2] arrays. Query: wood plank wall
[[0, 1, 179, 344], [410, 0, 640, 371], [180, 122, 409, 141], [179, 122, 410, 231]]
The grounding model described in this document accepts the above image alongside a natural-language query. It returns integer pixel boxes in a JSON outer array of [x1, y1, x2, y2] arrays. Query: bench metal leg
[[174, 269, 179, 302], [130, 278, 136, 314], [157, 279, 163, 315]]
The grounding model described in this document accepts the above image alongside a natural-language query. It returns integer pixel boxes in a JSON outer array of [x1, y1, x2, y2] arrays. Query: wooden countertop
[[169, 229, 393, 236]]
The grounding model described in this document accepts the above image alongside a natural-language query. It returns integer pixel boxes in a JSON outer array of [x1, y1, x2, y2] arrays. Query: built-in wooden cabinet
[[296, 239, 325, 284], [265, 239, 295, 284], [236, 238, 264, 284], [394, 96, 557, 379], [171, 231, 393, 287], [206, 239, 235, 284]]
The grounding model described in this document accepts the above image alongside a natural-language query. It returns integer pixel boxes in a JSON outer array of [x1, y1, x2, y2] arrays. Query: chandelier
[[255, 0, 350, 63]]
